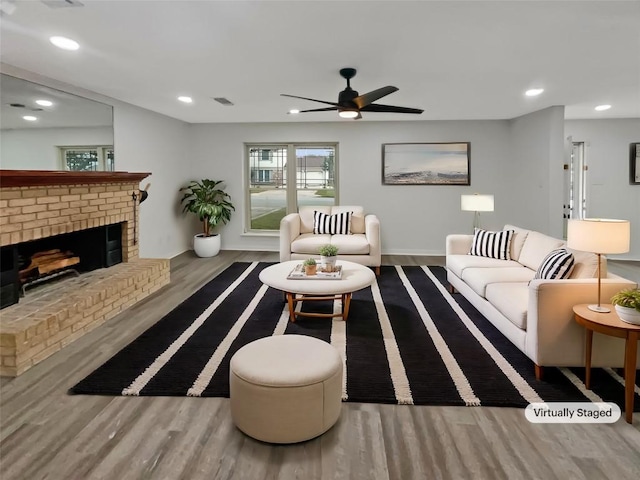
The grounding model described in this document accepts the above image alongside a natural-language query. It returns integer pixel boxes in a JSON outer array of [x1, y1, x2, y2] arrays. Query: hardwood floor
[[1, 251, 639, 480]]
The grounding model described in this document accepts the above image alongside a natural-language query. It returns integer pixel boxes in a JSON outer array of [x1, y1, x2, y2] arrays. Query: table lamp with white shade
[[567, 218, 631, 313], [461, 194, 494, 230]]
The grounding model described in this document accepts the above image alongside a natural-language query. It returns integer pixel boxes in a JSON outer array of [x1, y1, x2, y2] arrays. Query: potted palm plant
[[179, 179, 235, 257], [611, 288, 640, 325]]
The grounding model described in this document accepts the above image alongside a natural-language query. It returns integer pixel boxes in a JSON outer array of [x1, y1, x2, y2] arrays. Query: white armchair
[[280, 205, 381, 275]]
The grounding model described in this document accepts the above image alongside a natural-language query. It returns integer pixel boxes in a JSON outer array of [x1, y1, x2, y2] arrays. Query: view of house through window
[[59, 146, 114, 171], [246, 144, 337, 231]]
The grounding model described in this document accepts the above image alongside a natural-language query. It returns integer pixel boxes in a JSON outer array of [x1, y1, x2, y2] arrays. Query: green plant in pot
[[303, 257, 317, 276], [318, 244, 339, 272], [611, 288, 640, 325], [179, 179, 235, 258]]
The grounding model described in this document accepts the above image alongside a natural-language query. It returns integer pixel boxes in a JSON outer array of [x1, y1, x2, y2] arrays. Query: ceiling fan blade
[[354, 112, 362, 120], [298, 107, 338, 113], [280, 94, 339, 107], [352, 86, 398, 109], [361, 103, 424, 114]]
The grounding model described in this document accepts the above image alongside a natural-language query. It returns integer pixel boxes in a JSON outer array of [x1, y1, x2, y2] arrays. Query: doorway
[[563, 139, 586, 237]]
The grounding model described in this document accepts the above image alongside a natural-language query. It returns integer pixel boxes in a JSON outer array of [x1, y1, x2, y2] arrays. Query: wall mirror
[[0, 73, 114, 171]]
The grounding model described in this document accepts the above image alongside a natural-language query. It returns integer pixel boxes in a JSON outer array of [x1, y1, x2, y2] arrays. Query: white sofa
[[446, 224, 638, 379], [280, 205, 381, 275]]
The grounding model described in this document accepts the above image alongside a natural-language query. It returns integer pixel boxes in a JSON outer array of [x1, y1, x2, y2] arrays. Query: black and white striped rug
[[70, 262, 640, 409]]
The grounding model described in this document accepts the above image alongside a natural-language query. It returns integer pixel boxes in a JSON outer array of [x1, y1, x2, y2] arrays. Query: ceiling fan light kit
[[282, 67, 423, 120], [338, 109, 359, 119]]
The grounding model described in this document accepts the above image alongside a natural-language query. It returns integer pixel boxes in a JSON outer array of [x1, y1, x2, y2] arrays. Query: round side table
[[573, 304, 640, 424]]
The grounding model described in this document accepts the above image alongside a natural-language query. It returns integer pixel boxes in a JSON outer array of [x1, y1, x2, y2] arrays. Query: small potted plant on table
[[611, 288, 640, 325], [318, 244, 339, 272], [303, 258, 317, 276]]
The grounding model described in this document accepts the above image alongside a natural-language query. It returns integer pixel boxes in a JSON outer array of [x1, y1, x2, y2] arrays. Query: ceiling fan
[[281, 68, 424, 120]]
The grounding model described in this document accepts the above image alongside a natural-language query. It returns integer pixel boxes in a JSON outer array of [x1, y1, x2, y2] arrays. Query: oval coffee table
[[259, 260, 376, 322]]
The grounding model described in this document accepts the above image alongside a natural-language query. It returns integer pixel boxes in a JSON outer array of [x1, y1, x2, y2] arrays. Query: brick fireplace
[[0, 170, 170, 376]]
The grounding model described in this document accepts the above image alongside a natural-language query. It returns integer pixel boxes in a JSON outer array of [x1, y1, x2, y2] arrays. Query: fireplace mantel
[[0, 170, 151, 187]]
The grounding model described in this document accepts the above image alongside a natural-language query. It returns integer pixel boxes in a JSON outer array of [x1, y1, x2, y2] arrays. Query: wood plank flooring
[[1, 251, 639, 480]]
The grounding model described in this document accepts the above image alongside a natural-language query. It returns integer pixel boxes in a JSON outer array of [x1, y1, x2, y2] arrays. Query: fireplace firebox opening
[[0, 223, 123, 309]]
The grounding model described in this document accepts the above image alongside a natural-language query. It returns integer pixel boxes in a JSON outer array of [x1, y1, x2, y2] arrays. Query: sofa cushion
[[331, 206, 365, 234], [503, 224, 530, 262], [447, 255, 522, 278], [534, 248, 575, 280], [518, 231, 565, 271], [291, 233, 332, 254], [469, 228, 514, 260], [485, 283, 529, 330], [299, 206, 331, 234], [313, 211, 352, 234], [461, 267, 536, 298], [330, 234, 370, 255], [568, 248, 607, 279]]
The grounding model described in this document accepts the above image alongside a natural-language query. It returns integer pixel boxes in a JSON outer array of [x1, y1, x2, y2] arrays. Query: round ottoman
[[229, 335, 343, 444]]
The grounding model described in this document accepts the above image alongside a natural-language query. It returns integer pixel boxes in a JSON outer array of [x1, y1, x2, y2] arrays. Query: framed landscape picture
[[382, 142, 470, 185], [631, 142, 640, 185]]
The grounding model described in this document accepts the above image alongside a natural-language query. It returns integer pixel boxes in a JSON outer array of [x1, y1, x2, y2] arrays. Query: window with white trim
[[59, 146, 114, 171], [245, 143, 337, 232]]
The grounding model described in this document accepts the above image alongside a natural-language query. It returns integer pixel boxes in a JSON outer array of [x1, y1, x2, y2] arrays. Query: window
[[245, 143, 338, 232], [59, 146, 114, 171]]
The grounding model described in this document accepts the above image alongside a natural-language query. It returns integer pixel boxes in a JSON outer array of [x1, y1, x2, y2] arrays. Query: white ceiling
[[1, 0, 639, 124]]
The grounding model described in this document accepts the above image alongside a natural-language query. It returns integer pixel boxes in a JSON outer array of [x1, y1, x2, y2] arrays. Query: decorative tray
[[287, 264, 343, 280]]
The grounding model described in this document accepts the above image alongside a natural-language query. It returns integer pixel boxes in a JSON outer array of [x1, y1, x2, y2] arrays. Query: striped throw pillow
[[313, 211, 352, 235], [534, 248, 575, 280], [468, 229, 514, 260]]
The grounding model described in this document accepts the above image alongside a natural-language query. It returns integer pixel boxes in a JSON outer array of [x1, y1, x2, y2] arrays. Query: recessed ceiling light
[[178, 96, 193, 104], [525, 88, 544, 97], [594, 104, 611, 111], [23, 116, 38, 121], [288, 109, 300, 114], [36, 99, 53, 107], [50, 36, 80, 51]]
